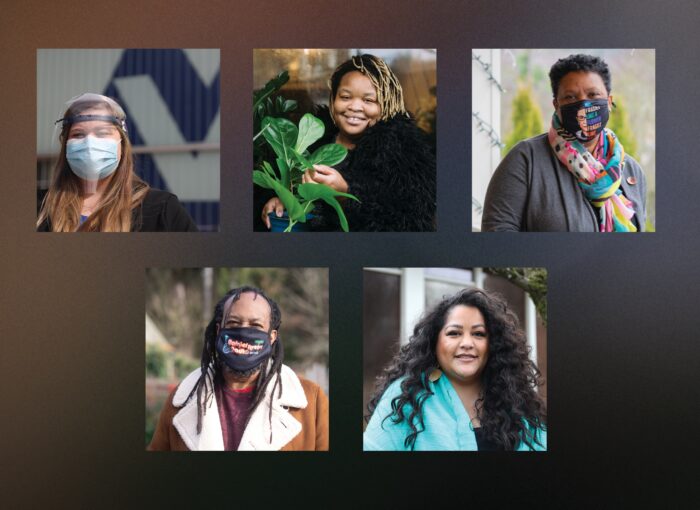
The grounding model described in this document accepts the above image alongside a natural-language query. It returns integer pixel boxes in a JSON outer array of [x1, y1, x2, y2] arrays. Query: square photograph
[[145, 268, 329, 451], [363, 267, 547, 451], [37, 49, 220, 232], [472, 49, 655, 232], [253, 49, 437, 232]]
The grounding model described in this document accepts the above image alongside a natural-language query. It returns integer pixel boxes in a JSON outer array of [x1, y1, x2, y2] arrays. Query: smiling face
[[222, 292, 278, 344], [332, 71, 381, 144], [436, 305, 489, 386]]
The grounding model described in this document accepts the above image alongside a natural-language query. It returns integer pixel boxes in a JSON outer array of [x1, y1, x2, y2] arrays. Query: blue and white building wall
[[37, 49, 220, 231]]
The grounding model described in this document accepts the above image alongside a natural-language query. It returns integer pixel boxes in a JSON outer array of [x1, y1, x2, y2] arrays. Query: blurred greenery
[[145, 346, 167, 379], [504, 84, 543, 154], [484, 267, 548, 322], [145, 267, 329, 366], [607, 94, 638, 157]]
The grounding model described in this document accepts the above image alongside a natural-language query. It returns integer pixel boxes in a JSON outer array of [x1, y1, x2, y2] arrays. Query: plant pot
[[268, 212, 314, 232]]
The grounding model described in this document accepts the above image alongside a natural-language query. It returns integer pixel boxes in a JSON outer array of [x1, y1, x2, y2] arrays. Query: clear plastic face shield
[[54, 93, 127, 194]]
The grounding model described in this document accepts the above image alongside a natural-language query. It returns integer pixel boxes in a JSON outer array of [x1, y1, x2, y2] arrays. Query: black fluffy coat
[[254, 106, 436, 232]]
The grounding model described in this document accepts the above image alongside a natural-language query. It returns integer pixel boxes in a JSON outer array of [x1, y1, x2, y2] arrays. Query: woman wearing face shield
[[37, 93, 198, 232], [481, 54, 647, 232]]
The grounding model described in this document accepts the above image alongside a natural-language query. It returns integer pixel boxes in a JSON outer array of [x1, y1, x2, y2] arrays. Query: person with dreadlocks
[[481, 54, 647, 232], [260, 53, 436, 231], [38, 93, 197, 232], [363, 288, 546, 451], [148, 286, 329, 451]]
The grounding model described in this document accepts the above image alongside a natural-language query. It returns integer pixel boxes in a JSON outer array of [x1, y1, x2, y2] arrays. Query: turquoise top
[[363, 374, 547, 451]]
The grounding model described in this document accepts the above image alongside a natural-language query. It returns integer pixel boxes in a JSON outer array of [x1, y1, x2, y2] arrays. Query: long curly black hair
[[366, 287, 546, 450], [186, 286, 284, 436]]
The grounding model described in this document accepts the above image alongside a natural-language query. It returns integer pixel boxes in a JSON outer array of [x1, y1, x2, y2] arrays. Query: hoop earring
[[428, 368, 442, 382]]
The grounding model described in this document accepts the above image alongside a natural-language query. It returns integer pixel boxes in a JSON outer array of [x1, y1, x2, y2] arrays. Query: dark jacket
[[37, 188, 198, 232], [481, 133, 647, 232], [254, 107, 436, 232]]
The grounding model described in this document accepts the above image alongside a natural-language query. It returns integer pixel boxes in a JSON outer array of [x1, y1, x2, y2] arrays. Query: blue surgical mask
[[66, 136, 120, 181]]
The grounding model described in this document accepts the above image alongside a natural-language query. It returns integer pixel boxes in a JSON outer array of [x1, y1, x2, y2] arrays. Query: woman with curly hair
[[363, 288, 546, 451], [260, 53, 436, 231]]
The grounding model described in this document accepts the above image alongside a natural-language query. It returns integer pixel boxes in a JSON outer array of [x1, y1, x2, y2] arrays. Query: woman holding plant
[[259, 54, 436, 232]]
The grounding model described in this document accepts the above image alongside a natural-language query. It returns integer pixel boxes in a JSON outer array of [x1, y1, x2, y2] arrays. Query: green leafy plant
[[253, 71, 298, 168], [253, 113, 359, 232]]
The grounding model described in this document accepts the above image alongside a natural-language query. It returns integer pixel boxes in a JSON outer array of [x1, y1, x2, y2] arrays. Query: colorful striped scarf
[[548, 114, 637, 232]]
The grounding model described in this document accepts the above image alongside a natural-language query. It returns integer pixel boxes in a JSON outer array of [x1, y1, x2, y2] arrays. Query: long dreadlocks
[[186, 286, 284, 437], [329, 53, 409, 122]]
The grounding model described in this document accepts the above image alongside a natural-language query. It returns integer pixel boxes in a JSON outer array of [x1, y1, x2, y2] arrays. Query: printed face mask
[[66, 136, 120, 181], [558, 99, 610, 142], [216, 326, 272, 373]]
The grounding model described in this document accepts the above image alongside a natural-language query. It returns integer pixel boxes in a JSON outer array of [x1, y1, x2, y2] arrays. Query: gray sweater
[[481, 134, 647, 232]]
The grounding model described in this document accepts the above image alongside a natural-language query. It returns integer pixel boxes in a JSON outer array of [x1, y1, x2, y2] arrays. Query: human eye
[[472, 330, 487, 338], [69, 131, 85, 139], [446, 329, 461, 337]]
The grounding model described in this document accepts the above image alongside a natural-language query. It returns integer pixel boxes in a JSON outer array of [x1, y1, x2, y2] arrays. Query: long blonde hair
[[37, 94, 149, 232]]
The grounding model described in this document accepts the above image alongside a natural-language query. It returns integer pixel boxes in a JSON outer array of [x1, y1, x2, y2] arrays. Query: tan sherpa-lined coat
[[148, 365, 329, 451]]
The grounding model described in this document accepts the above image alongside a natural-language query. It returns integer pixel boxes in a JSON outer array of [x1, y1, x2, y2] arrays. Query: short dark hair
[[549, 54, 611, 97]]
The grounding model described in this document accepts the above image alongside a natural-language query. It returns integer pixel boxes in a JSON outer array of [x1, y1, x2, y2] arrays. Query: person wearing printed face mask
[[258, 54, 436, 232], [482, 54, 647, 232], [148, 286, 329, 451], [37, 93, 197, 232]]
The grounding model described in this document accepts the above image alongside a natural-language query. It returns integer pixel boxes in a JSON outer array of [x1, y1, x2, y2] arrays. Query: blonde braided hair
[[329, 54, 408, 122]]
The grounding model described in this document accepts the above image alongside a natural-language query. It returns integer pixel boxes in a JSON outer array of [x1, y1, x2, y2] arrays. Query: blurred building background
[[145, 267, 328, 446], [37, 49, 220, 231], [472, 49, 655, 231], [363, 267, 547, 423]]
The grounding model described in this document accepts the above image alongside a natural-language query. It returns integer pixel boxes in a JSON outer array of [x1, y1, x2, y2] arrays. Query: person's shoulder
[[284, 366, 324, 396], [295, 373, 322, 396], [171, 368, 204, 407], [137, 187, 198, 232], [624, 153, 644, 174], [518, 422, 547, 451], [377, 375, 409, 403], [370, 114, 425, 139], [142, 187, 178, 206], [509, 132, 550, 154]]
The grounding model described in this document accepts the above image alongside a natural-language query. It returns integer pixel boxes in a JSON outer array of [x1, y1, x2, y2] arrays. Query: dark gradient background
[[2, 0, 699, 507]]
